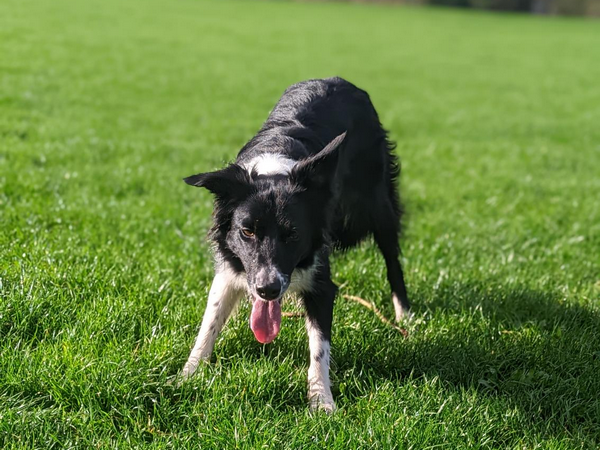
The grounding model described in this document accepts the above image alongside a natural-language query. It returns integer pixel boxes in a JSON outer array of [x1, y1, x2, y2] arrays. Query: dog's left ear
[[291, 132, 346, 190], [183, 163, 253, 201]]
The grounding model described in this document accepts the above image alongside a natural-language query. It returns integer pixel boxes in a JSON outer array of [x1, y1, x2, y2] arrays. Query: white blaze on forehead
[[246, 154, 296, 176]]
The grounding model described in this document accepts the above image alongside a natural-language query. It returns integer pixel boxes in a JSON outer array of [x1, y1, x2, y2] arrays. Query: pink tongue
[[250, 298, 281, 344]]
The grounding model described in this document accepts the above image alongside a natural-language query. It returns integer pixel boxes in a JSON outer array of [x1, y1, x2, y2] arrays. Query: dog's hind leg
[[372, 201, 411, 323], [180, 266, 244, 380], [302, 265, 338, 413]]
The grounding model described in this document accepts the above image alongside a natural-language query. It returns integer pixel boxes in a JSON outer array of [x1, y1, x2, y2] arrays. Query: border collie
[[180, 77, 410, 412]]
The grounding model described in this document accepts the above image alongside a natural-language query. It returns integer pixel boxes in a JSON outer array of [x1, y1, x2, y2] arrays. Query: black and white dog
[[180, 77, 410, 412]]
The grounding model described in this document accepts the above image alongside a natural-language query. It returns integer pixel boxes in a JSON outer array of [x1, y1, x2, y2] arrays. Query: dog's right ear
[[291, 132, 346, 191], [184, 164, 253, 201]]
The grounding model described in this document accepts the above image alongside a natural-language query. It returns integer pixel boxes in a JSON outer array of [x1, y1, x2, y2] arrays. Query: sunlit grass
[[1, 0, 599, 447]]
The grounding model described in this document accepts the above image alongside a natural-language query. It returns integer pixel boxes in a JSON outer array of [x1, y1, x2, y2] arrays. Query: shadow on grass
[[333, 282, 600, 441], [148, 282, 600, 442]]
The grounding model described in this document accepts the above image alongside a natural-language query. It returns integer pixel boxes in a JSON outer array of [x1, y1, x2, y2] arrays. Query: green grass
[[1, 0, 600, 447]]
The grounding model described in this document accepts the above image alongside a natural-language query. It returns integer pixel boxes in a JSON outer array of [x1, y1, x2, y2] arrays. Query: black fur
[[185, 76, 409, 372]]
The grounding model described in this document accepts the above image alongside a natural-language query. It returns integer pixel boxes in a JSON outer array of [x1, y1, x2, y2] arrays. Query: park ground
[[1, 0, 599, 448]]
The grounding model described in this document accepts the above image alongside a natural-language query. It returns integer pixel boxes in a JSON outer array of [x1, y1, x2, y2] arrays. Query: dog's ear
[[184, 164, 253, 201], [291, 132, 346, 190]]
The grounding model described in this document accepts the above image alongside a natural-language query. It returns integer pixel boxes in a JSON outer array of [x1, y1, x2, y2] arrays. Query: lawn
[[1, 0, 599, 448]]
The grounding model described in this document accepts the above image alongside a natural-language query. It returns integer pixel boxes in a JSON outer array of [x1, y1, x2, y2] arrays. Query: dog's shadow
[[331, 281, 600, 439]]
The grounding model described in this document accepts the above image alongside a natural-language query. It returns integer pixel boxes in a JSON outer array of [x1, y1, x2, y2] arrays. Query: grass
[[1, 0, 599, 447]]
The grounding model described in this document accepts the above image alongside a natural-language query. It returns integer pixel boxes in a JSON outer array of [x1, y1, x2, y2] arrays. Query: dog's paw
[[395, 309, 415, 325], [166, 374, 183, 387], [169, 359, 209, 387], [168, 371, 193, 388], [308, 393, 336, 414], [392, 294, 414, 325]]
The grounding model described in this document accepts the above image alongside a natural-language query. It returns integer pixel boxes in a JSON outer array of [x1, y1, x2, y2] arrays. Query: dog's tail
[[384, 130, 403, 226]]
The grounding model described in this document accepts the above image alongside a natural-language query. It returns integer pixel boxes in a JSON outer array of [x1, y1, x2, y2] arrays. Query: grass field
[[1, 0, 600, 448]]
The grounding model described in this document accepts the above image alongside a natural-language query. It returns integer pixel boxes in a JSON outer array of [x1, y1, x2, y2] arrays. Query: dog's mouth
[[250, 296, 282, 344]]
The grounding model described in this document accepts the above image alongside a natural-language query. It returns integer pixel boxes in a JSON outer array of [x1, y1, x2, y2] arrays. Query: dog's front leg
[[302, 274, 337, 413], [180, 268, 244, 380]]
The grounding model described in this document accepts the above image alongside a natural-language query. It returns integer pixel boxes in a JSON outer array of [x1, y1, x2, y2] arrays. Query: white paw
[[171, 358, 209, 387], [395, 309, 415, 324], [308, 392, 336, 414], [168, 369, 193, 388], [392, 293, 414, 324]]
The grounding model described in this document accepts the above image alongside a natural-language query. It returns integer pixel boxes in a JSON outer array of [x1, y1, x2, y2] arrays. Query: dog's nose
[[256, 279, 282, 301]]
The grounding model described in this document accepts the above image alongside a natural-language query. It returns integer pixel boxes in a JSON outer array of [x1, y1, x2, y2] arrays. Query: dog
[[180, 77, 410, 412]]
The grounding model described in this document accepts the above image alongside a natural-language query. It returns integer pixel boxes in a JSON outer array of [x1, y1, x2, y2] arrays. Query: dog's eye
[[241, 228, 255, 238], [284, 229, 298, 243]]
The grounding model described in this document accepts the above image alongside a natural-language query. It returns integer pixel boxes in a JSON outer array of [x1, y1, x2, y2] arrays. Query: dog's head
[[184, 133, 345, 343]]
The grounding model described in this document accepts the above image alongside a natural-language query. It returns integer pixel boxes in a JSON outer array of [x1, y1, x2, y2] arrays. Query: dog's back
[[238, 77, 401, 250]]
